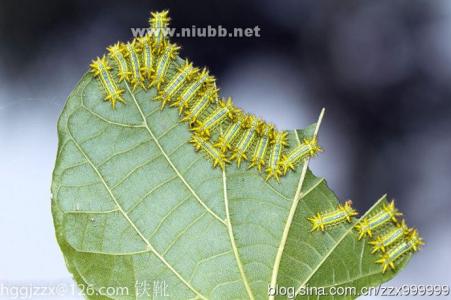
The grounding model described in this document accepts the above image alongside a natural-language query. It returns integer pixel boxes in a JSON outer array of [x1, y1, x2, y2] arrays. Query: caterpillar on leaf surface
[[265, 130, 288, 182], [172, 69, 215, 115], [369, 220, 412, 253], [156, 60, 197, 109], [152, 42, 180, 89], [137, 35, 154, 81], [308, 200, 358, 232], [248, 123, 274, 172], [107, 42, 131, 82], [181, 87, 219, 125], [355, 200, 402, 240], [214, 111, 245, 153], [123, 41, 146, 90], [376, 229, 424, 273], [89, 10, 326, 181], [149, 10, 171, 52], [230, 115, 262, 167], [192, 97, 240, 138], [90, 56, 125, 109], [280, 137, 322, 175]]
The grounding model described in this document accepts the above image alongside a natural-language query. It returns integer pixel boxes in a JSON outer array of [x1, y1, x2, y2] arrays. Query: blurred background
[[0, 0, 450, 298]]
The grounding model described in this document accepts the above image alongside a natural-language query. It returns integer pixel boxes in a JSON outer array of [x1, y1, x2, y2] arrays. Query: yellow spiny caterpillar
[[149, 10, 171, 52], [248, 123, 274, 172], [265, 130, 288, 181], [171, 69, 215, 114], [214, 111, 245, 153], [376, 229, 424, 273], [107, 42, 131, 82], [123, 41, 145, 90], [308, 200, 358, 232], [90, 56, 125, 109], [181, 87, 219, 125], [280, 138, 322, 174], [89, 10, 328, 181], [355, 200, 402, 239], [230, 115, 262, 167], [369, 220, 412, 253], [190, 134, 229, 170], [192, 97, 240, 138], [152, 42, 180, 89], [138, 35, 154, 81], [156, 60, 197, 109]]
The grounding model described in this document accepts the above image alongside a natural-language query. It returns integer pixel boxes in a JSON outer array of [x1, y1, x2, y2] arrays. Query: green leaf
[[52, 72, 411, 299]]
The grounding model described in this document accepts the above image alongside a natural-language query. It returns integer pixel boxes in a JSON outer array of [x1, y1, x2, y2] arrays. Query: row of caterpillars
[[89, 10, 322, 181], [308, 200, 423, 273]]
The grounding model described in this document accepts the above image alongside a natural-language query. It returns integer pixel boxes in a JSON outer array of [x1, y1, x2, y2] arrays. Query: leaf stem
[[268, 108, 325, 299]]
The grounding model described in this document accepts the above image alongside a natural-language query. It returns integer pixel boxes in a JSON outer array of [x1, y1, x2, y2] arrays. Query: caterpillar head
[[383, 200, 403, 223], [407, 229, 424, 252], [271, 131, 288, 146], [342, 200, 358, 222], [149, 10, 171, 29], [355, 218, 372, 240], [369, 236, 386, 254], [376, 253, 396, 273], [90, 56, 111, 76], [220, 97, 241, 120], [307, 213, 325, 232], [303, 137, 323, 157], [259, 122, 275, 137]]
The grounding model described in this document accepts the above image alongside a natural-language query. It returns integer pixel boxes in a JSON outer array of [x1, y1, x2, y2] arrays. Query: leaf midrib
[[126, 81, 257, 299], [268, 115, 324, 299], [124, 83, 226, 225]]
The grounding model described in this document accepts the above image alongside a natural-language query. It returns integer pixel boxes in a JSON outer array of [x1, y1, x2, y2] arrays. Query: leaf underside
[[51, 70, 410, 299]]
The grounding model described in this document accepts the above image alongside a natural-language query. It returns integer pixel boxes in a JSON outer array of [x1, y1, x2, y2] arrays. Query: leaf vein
[[124, 82, 226, 225]]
